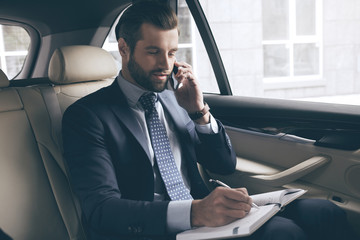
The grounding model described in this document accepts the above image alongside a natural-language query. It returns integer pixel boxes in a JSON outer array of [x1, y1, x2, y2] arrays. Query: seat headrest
[[48, 45, 118, 84], [0, 69, 10, 88]]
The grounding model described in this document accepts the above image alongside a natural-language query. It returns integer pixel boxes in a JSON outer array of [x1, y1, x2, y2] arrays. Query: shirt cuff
[[166, 200, 192, 233], [194, 114, 219, 134]]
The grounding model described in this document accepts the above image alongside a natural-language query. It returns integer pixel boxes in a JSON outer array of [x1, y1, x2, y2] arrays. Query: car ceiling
[[0, 0, 132, 36]]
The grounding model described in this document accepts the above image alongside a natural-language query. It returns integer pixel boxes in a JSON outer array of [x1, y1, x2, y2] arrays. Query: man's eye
[[148, 51, 158, 55]]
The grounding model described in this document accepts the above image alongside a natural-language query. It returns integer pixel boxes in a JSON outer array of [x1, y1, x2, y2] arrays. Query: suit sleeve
[[194, 118, 237, 175], [62, 103, 169, 238]]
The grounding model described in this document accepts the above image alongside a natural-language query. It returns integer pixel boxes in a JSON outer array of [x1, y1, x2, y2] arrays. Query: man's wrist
[[190, 199, 203, 227], [195, 114, 218, 133], [193, 112, 210, 125], [188, 102, 210, 123]]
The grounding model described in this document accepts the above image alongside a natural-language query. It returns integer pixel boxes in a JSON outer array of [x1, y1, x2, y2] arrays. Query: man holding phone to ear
[[62, 1, 358, 240], [63, 2, 243, 239]]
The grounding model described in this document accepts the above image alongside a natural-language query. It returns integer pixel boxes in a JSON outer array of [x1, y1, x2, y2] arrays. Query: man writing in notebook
[[62, 1, 358, 240]]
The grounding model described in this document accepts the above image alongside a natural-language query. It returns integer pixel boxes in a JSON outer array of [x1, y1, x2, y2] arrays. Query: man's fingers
[[211, 187, 252, 213], [175, 61, 192, 69], [222, 195, 252, 211], [224, 208, 249, 219], [212, 196, 251, 220], [175, 71, 196, 87], [174, 62, 193, 78], [191, 187, 253, 227], [217, 187, 251, 203], [235, 187, 249, 195]]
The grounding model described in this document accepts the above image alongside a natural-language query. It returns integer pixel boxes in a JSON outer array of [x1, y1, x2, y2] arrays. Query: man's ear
[[118, 38, 129, 57]]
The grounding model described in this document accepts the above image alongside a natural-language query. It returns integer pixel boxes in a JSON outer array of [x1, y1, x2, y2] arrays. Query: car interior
[[0, 0, 360, 239]]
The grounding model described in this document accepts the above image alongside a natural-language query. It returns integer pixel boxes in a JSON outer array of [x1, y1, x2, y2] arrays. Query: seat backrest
[[0, 70, 71, 240], [48, 45, 117, 113], [0, 46, 117, 240], [0, 69, 9, 88]]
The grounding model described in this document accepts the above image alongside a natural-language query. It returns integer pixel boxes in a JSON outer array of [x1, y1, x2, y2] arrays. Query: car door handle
[[249, 156, 330, 187]]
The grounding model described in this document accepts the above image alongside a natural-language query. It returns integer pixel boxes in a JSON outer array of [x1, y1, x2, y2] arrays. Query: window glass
[[0, 25, 30, 79], [262, 0, 320, 82], [199, 0, 360, 106], [294, 43, 319, 76], [177, 0, 219, 93], [5, 56, 27, 79], [296, 0, 316, 35], [264, 44, 289, 77], [262, 0, 289, 40], [102, 0, 219, 94], [178, 0, 192, 44], [102, 19, 122, 70]]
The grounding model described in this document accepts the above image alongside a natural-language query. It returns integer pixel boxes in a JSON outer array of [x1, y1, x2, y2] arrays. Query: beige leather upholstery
[[0, 87, 23, 112], [0, 87, 71, 239], [48, 45, 118, 84], [53, 80, 113, 113], [49, 45, 116, 112], [17, 86, 86, 240], [1, 45, 118, 239], [0, 69, 9, 87]]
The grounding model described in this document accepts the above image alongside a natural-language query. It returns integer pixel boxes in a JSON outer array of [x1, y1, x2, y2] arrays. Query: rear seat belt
[[19, 86, 86, 240]]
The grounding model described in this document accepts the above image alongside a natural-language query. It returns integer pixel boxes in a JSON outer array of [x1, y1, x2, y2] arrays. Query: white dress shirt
[[117, 73, 218, 233]]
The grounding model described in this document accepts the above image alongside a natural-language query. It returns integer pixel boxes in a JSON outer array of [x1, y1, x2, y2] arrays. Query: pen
[[209, 179, 260, 209]]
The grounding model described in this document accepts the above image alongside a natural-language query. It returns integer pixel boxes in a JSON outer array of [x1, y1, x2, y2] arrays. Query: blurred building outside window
[[262, 0, 321, 80]]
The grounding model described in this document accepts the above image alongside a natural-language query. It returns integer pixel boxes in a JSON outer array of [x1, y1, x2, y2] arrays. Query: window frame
[[262, 0, 323, 87], [185, 0, 232, 95]]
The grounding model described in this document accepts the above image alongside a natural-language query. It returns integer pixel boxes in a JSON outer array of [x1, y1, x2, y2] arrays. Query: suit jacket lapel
[[159, 91, 190, 133], [159, 91, 201, 187], [107, 81, 151, 159], [106, 82, 195, 161], [158, 90, 195, 143]]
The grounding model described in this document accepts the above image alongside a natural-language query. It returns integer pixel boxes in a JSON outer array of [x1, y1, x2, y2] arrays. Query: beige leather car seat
[[49, 45, 117, 113], [0, 69, 73, 239], [0, 69, 9, 88], [0, 46, 117, 240]]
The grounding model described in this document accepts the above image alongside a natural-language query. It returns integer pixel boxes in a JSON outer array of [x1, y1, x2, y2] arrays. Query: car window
[[199, 0, 360, 106], [102, 0, 220, 94], [0, 24, 30, 79], [102, 18, 122, 70]]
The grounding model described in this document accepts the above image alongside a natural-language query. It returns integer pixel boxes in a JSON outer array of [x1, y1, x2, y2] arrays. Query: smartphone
[[167, 65, 180, 91]]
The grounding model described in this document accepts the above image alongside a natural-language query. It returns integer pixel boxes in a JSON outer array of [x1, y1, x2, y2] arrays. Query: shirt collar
[[117, 71, 158, 108]]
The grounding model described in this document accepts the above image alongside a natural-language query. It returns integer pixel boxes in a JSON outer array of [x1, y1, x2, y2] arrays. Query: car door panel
[[203, 94, 360, 234]]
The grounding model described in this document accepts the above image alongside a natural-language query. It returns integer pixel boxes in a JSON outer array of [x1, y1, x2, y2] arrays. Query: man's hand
[[191, 187, 252, 227], [172, 61, 209, 124]]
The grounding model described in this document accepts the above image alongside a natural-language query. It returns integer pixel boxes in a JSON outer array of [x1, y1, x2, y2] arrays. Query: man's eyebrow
[[145, 46, 160, 50], [144, 46, 178, 51]]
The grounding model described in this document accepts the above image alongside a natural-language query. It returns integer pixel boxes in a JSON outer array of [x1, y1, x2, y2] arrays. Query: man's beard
[[127, 54, 169, 92]]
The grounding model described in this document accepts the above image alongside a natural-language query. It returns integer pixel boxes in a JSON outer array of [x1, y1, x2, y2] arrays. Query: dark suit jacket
[[62, 80, 236, 240]]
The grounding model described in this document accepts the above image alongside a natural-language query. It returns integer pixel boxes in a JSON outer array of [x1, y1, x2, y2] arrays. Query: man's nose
[[158, 54, 172, 70]]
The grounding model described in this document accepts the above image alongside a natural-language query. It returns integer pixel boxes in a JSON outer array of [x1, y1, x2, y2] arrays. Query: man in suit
[[63, 1, 359, 240], [62, 2, 252, 239]]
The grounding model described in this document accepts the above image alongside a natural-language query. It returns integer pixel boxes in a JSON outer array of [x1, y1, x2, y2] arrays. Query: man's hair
[[115, 1, 178, 52]]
